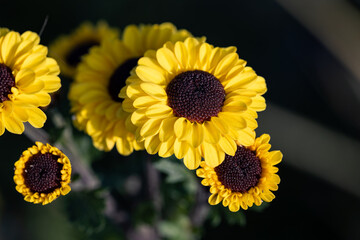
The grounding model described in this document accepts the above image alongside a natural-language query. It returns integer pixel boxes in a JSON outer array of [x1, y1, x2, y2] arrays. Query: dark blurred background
[[1, 0, 360, 239]]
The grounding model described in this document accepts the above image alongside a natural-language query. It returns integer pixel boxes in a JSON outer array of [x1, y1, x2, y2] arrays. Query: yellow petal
[[218, 112, 247, 129], [144, 135, 161, 154], [173, 139, 189, 159], [223, 67, 257, 92], [140, 82, 167, 99], [133, 96, 161, 108], [1, 31, 21, 66], [15, 69, 35, 88], [183, 146, 201, 170], [131, 108, 147, 126], [140, 118, 163, 137], [229, 202, 240, 212], [208, 193, 222, 205], [156, 47, 179, 74], [123, 25, 141, 55], [184, 38, 199, 69], [145, 104, 173, 119], [250, 95, 266, 111], [174, 41, 188, 68], [136, 65, 167, 85], [190, 123, 203, 148], [203, 121, 220, 144], [116, 138, 133, 156], [268, 150, 283, 165], [13, 106, 29, 122], [210, 116, 229, 134], [236, 128, 255, 147], [27, 107, 46, 128], [20, 80, 44, 94], [202, 142, 224, 168], [214, 53, 238, 79], [21, 53, 46, 70], [218, 135, 237, 156], [174, 117, 186, 139], [159, 117, 177, 142], [158, 137, 175, 157], [4, 115, 24, 134]]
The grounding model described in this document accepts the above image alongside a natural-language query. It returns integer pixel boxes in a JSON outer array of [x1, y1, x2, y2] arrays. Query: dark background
[[1, 0, 360, 239]]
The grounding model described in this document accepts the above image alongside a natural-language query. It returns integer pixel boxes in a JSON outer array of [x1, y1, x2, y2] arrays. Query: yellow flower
[[122, 37, 266, 169], [69, 23, 194, 155], [49, 21, 119, 77], [196, 134, 282, 212], [0, 30, 61, 135], [14, 142, 72, 205]]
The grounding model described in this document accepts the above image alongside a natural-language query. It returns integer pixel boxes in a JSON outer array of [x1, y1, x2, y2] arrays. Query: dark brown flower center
[[66, 40, 99, 67], [23, 153, 63, 193], [215, 146, 262, 193], [108, 57, 139, 102], [166, 70, 225, 123], [0, 63, 15, 102]]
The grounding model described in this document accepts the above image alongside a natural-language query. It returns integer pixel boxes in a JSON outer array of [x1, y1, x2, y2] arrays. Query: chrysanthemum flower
[[196, 134, 282, 212], [14, 142, 72, 205], [68, 23, 194, 155], [49, 21, 119, 77], [122, 37, 266, 169], [0, 30, 61, 135]]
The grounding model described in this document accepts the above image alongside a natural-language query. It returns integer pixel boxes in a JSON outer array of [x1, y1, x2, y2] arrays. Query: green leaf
[[65, 189, 106, 236], [159, 215, 196, 240], [154, 157, 188, 183]]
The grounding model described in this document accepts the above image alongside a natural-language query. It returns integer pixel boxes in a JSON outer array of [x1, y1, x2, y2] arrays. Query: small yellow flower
[[49, 21, 119, 77], [196, 134, 282, 212], [14, 142, 72, 205], [122, 37, 266, 169], [0, 30, 61, 135], [68, 23, 194, 155]]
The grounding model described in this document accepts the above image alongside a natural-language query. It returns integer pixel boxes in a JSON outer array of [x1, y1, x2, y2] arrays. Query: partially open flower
[[14, 142, 72, 205], [196, 134, 282, 212], [49, 21, 119, 77]]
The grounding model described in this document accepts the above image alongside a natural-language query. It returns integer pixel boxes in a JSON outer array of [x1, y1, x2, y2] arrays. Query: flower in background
[[14, 142, 72, 205], [0, 28, 9, 37], [122, 37, 266, 169], [0, 30, 61, 135], [49, 21, 119, 77], [196, 134, 282, 212], [69, 23, 194, 155]]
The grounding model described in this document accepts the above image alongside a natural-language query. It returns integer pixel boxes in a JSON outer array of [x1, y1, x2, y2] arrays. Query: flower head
[[196, 134, 282, 212], [122, 37, 267, 169], [68, 23, 194, 155], [0, 30, 61, 135], [14, 142, 72, 205], [49, 21, 119, 77]]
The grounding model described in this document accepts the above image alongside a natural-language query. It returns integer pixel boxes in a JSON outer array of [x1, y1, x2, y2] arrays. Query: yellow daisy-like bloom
[[122, 37, 267, 169], [49, 21, 119, 77], [196, 134, 282, 212], [14, 142, 72, 205], [69, 23, 193, 155], [0, 30, 61, 135]]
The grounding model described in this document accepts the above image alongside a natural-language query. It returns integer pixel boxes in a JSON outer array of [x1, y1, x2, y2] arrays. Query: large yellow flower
[[122, 37, 266, 169], [49, 21, 119, 77], [196, 134, 282, 212], [69, 23, 193, 155], [14, 142, 72, 205], [0, 30, 61, 135]]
